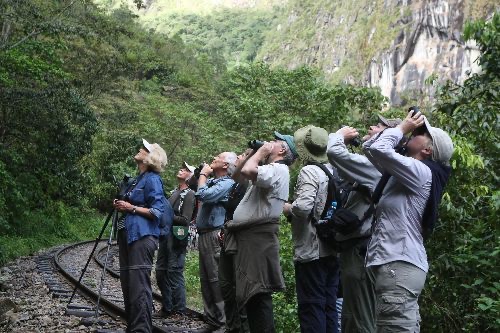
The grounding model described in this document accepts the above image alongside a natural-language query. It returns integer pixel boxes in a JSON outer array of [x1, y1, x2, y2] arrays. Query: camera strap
[[124, 172, 146, 199]]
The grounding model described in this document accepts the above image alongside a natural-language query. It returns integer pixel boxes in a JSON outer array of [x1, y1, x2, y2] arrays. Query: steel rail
[[54, 240, 170, 333]]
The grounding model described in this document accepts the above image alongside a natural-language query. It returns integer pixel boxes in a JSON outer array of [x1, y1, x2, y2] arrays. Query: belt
[[197, 226, 222, 234]]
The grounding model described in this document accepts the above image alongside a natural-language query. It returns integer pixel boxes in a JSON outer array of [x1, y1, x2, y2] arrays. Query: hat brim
[[142, 138, 153, 153], [293, 126, 328, 163], [274, 131, 299, 158], [378, 115, 391, 127], [183, 161, 195, 174], [378, 115, 402, 128], [422, 116, 433, 139]]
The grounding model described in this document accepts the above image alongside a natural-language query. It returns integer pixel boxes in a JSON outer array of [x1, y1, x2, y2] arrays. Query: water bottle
[[324, 201, 337, 220]]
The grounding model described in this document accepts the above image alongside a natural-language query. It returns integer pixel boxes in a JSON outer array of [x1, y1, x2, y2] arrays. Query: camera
[[116, 174, 133, 200], [341, 125, 361, 147], [408, 106, 419, 117], [350, 137, 362, 147], [248, 140, 264, 151], [193, 163, 205, 179]]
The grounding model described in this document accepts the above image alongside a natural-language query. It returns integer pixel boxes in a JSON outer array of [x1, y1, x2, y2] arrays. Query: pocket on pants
[[378, 295, 406, 318]]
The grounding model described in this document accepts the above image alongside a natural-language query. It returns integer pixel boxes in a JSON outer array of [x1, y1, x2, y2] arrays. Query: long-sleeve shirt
[[124, 171, 167, 244], [195, 176, 234, 232], [327, 133, 382, 241], [290, 165, 336, 262], [363, 128, 432, 272]]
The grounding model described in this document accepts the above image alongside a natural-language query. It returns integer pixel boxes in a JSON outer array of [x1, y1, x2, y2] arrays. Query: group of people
[[112, 108, 454, 333]]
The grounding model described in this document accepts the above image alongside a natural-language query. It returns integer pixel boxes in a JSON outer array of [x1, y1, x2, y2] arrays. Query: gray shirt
[[233, 163, 289, 224], [363, 128, 432, 272], [327, 133, 382, 241], [290, 164, 336, 262], [230, 162, 289, 306]]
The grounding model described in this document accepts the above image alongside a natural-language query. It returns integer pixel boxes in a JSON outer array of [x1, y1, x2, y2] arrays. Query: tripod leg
[[95, 209, 118, 318], [68, 208, 115, 305]]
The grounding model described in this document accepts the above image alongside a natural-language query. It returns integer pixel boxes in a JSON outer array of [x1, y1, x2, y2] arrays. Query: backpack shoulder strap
[[306, 162, 342, 219], [361, 172, 392, 227]]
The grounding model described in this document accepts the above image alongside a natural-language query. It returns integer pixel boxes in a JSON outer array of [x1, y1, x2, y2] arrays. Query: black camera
[[116, 174, 133, 200], [408, 106, 420, 117], [350, 137, 362, 147], [193, 163, 205, 179], [248, 140, 264, 151], [341, 125, 361, 147]]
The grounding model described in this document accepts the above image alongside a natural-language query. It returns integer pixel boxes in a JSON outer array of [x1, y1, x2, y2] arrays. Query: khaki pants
[[340, 242, 376, 333], [199, 230, 225, 327], [368, 261, 426, 333]]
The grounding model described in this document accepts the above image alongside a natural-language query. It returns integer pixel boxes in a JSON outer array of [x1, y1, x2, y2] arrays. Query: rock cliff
[[367, 0, 481, 104], [258, 0, 495, 104]]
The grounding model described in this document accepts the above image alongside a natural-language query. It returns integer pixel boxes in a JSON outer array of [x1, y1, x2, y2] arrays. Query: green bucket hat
[[293, 125, 329, 163], [274, 131, 298, 158]]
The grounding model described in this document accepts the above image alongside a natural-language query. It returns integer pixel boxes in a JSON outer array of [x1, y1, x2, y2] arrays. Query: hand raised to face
[[398, 111, 425, 135], [336, 126, 359, 144]]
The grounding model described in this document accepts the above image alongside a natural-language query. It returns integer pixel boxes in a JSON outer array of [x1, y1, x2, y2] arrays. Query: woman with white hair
[[113, 139, 170, 333]]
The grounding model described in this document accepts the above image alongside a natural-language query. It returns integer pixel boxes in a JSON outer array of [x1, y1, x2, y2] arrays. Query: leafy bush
[[420, 13, 500, 332]]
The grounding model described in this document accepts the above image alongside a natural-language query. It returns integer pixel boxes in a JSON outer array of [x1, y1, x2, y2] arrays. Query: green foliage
[[0, 204, 104, 265], [152, 10, 276, 66], [419, 13, 500, 332], [184, 250, 203, 311], [257, 0, 402, 83], [273, 219, 300, 332], [218, 62, 386, 140]]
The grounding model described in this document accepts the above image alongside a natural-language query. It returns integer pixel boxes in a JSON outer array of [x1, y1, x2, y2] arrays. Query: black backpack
[[307, 162, 364, 241]]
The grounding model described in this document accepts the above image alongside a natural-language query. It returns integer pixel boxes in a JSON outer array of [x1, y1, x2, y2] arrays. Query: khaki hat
[[378, 115, 402, 128], [422, 117, 454, 165], [293, 125, 328, 163]]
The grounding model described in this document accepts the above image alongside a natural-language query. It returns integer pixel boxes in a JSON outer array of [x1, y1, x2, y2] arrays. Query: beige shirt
[[290, 164, 336, 262], [233, 162, 289, 224]]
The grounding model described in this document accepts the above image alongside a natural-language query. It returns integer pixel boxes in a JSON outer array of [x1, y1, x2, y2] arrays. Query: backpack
[[307, 162, 364, 242]]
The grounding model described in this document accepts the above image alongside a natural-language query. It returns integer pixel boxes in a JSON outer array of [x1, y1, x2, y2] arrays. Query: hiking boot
[[152, 309, 173, 319]]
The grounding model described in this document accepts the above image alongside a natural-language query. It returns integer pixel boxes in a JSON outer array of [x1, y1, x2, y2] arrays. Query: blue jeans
[[295, 256, 340, 333], [156, 233, 187, 313]]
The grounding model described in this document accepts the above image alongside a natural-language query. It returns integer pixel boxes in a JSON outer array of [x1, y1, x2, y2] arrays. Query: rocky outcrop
[[368, 0, 481, 104], [258, 0, 493, 105]]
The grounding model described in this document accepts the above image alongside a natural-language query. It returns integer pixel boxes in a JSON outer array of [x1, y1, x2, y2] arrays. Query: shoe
[[198, 323, 223, 332], [152, 309, 173, 319]]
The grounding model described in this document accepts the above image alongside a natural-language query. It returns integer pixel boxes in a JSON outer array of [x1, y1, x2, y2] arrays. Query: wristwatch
[[132, 206, 137, 214]]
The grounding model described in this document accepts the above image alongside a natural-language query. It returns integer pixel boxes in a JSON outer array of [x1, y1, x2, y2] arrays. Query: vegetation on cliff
[[0, 1, 498, 331]]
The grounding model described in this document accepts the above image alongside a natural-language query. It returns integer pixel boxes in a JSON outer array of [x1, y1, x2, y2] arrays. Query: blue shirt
[[124, 171, 169, 244], [195, 176, 234, 231]]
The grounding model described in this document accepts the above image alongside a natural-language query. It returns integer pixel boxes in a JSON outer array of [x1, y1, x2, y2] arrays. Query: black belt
[[197, 226, 223, 234]]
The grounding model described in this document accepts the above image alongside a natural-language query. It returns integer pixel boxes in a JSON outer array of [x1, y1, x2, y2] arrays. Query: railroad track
[[36, 241, 211, 333]]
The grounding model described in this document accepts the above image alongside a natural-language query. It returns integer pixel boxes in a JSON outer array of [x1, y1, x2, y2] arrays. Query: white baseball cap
[[142, 138, 153, 152], [422, 117, 454, 165], [183, 161, 196, 174]]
